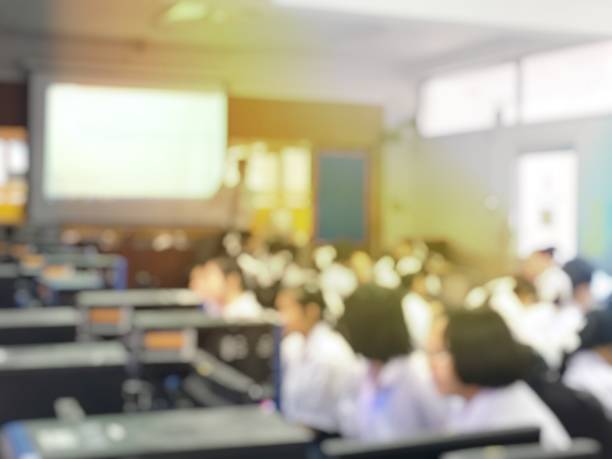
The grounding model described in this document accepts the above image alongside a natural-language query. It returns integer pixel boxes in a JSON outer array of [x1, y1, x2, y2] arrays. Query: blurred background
[[1, 2, 612, 459], [0, 0, 611, 280]]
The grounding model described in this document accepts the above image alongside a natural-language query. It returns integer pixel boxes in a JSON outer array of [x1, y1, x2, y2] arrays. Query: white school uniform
[[402, 293, 433, 350], [446, 381, 571, 451], [535, 266, 573, 306], [564, 350, 612, 418], [338, 352, 447, 441], [208, 291, 263, 320], [490, 288, 583, 368], [281, 322, 356, 433]]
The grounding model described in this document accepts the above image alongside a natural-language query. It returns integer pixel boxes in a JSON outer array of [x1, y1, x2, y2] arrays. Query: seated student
[[189, 257, 262, 320], [563, 258, 596, 313], [427, 308, 571, 451], [337, 284, 447, 441], [564, 308, 612, 418], [522, 248, 573, 306], [398, 267, 439, 351], [502, 277, 581, 368], [276, 283, 356, 435]]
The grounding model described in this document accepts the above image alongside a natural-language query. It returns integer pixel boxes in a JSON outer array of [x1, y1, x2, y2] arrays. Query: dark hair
[[579, 308, 612, 350], [446, 309, 532, 387], [289, 283, 326, 314], [563, 258, 595, 291], [513, 276, 537, 300], [209, 257, 246, 289], [341, 284, 411, 362]]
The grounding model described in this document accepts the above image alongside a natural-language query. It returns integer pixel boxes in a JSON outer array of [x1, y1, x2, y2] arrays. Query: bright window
[[418, 63, 518, 137], [521, 41, 612, 123]]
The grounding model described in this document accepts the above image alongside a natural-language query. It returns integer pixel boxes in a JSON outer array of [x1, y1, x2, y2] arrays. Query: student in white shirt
[[501, 277, 582, 368], [564, 308, 612, 418], [337, 284, 447, 441], [399, 269, 437, 351], [189, 257, 262, 320], [522, 248, 573, 306], [427, 308, 571, 451], [276, 283, 356, 434]]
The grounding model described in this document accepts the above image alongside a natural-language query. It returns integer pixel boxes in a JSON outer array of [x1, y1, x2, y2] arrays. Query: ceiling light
[[162, 0, 210, 24]]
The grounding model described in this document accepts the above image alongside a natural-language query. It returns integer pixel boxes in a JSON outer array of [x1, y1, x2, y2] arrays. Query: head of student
[[578, 308, 612, 363], [341, 283, 411, 364], [522, 247, 556, 281], [428, 308, 532, 398], [563, 258, 596, 311], [275, 283, 326, 336], [192, 257, 246, 307]]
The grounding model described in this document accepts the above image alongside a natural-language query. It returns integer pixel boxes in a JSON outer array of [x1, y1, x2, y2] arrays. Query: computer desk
[[0, 342, 127, 425], [2, 406, 313, 459], [0, 307, 78, 345], [321, 427, 542, 459], [442, 439, 601, 459]]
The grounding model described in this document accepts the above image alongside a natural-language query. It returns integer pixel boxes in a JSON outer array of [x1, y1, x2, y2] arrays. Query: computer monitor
[[0, 342, 127, 425], [0, 263, 20, 307], [442, 439, 601, 459], [0, 307, 78, 345], [131, 310, 280, 388], [76, 289, 203, 339], [321, 427, 541, 459], [38, 270, 105, 306], [2, 406, 313, 459]]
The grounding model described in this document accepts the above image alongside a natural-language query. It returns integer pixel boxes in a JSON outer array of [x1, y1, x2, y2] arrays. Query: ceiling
[[0, 0, 602, 77]]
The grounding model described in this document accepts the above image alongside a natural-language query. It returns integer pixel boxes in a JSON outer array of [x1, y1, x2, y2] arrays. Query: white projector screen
[[29, 73, 229, 225]]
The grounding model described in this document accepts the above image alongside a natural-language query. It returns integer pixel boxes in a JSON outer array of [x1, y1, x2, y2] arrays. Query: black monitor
[[0, 307, 78, 345], [442, 439, 601, 459], [131, 310, 280, 389], [321, 427, 541, 459], [38, 270, 105, 306], [77, 289, 202, 338], [0, 342, 127, 425], [0, 263, 20, 307], [43, 253, 128, 290], [1, 406, 313, 459]]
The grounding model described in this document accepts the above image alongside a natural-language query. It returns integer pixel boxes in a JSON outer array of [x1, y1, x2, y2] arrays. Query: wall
[[0, 32, 415, 127], [0, 32, 394, 247], [381, 116, 612, 272]]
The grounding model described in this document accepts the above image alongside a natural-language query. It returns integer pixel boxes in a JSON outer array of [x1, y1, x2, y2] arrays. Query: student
[[564, 308, 612, 417], [276, 283, 356, 434], [427, 308, 571, 451], [337, 284, 447, 441], [522, 248, 573, 306], [504, 277, 581, 368], [189, 257, 262, 320], [399, 268, 439, 350], [563, 258, 596, 313]]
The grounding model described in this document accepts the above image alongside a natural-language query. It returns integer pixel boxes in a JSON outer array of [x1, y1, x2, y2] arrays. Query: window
[[521, 41, 612, 123], [517, 150, 578, 262], [418, 63, 518, 137]]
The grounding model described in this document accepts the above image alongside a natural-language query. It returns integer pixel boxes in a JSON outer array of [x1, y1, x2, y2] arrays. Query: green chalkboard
[[316, 152, 367, 242]]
